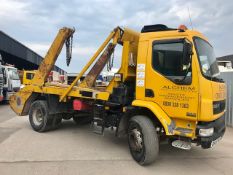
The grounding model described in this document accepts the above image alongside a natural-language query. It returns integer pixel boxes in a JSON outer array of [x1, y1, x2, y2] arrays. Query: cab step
[[172, 140, 191, 150], [91, 117, 105, 135], [91, 104, 106, 135]]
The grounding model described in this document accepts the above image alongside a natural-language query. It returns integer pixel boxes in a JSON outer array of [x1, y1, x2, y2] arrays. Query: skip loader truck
[[10, 24, 226, 165]]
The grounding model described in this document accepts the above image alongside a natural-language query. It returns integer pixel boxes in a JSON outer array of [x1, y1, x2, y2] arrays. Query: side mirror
[[183, 41, 193, 65]]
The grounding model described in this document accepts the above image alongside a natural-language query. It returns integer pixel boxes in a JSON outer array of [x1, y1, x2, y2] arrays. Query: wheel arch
[[33, 94, 72, 115], [117, 100, 175, 137], [14, 93, 64, 116], [132, 100, 175, 135]]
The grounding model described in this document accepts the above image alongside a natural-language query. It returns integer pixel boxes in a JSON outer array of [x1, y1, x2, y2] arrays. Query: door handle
[[145, 89, 154, 97]]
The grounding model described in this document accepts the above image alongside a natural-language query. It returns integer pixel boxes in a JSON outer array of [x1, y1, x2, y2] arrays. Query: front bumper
[[196, 114, 226, 149]]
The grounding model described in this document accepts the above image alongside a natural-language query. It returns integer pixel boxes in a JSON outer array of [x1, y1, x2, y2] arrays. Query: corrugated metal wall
[[220, 71, 233, 127]]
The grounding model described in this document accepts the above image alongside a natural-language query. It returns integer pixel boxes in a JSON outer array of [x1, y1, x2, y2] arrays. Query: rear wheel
[[29, 100, 53, 132], [128, 115, 159, 165]]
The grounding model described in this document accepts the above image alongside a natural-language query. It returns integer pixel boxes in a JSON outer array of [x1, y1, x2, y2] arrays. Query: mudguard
[[132, 100, 175, 135]]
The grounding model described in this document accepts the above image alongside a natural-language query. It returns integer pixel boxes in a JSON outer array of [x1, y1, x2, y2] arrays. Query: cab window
[[26, 73, 35, 80], [152, 40, 192, 84]]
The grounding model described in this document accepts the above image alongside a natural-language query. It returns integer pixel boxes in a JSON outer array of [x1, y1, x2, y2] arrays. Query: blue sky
[[0, 0, 232, 72]]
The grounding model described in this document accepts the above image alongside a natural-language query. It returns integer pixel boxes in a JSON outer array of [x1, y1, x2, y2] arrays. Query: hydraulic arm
[[9, 27, 74, 115], [59, 27, 122, 101]]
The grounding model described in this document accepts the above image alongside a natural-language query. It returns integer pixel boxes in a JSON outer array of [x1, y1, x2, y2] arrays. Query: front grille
[[213, 100, 226, 114]]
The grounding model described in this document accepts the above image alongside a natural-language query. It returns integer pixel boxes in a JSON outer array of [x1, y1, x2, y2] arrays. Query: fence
[[220, 71, 233, 127]]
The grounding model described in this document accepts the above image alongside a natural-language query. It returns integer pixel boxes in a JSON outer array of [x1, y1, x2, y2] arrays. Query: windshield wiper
[[205, 74, 224, 82], [211, 76, 224, 82]]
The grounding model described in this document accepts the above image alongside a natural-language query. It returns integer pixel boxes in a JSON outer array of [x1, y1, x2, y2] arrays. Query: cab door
[[145, 38, 199, 121]]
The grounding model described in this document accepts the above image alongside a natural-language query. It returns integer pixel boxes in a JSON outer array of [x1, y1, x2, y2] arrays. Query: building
[[217, 54, 233, 67], [217, 54, 233, 127], [0, 30, 65, 74]]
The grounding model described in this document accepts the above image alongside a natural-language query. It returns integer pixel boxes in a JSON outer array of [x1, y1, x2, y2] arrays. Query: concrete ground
[[0, 104, 233, 175]]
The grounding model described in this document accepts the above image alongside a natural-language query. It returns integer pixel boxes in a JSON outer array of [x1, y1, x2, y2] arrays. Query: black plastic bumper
[[196, 114, 226, 149]]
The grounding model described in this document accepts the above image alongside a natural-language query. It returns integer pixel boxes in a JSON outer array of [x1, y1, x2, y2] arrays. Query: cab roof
[[139, 24, 208, 42]]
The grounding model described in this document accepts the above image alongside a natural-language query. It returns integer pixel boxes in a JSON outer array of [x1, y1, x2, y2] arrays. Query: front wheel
[[128, 115, 159, 165]]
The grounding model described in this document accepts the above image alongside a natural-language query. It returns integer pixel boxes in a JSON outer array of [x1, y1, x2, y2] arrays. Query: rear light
[[73, 100, 91, 111]]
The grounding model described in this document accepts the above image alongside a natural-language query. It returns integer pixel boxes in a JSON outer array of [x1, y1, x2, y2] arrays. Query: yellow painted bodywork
[[10, 27, 75, 115], [132, 100, 174, 135], [10, 27, 139, 116], [134, 29, 226, 138], [10, 26, 226, 140]]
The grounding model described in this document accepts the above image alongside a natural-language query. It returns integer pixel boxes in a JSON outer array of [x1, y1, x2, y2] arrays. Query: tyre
[[128, 115, 159, 165], [29, 100, 53, 132], [51, 114, 62, 129]]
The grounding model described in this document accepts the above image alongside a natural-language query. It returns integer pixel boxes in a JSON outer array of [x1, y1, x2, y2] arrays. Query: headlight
[[199, 128, 214, 137]]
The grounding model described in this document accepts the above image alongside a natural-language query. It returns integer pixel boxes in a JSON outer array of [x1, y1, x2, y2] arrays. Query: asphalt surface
[[0, 104, 233, 175]]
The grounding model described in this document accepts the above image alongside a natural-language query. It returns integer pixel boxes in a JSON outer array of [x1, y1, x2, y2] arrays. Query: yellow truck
[[10, 24, 226, 165], [19, 70, 36, 86], [19, 70, 64, 86]]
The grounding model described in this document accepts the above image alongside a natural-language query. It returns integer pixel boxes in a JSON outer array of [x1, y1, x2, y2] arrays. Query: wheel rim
[[129, 126, 143, 152], [32, 108, 43, 126]]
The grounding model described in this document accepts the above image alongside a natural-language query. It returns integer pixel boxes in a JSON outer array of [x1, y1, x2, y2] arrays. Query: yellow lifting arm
[[9, 27, 75, 116], [32, 27, 75, 86], [59, 27, 122, 102]]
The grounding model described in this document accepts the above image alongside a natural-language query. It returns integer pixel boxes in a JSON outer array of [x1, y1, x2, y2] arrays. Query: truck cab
[[2, 65, 21, 100], [134, 25, 226, 149], [19, 70, 36, 87]]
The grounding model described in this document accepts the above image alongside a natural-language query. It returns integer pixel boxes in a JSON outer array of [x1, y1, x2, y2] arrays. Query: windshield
[[194, 37, 220, 78], [9, 68, 19, 80]]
